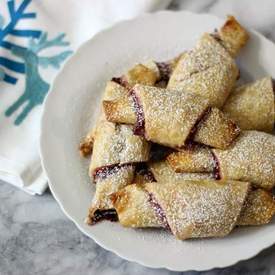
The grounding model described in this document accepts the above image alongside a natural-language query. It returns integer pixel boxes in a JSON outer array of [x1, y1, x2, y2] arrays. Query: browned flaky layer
[[223, 77, 274, 132], [111, 180, 250, 240], [167, 16, 248, 108], [168, 131, 275, 190], [237, 189, 275, 226]]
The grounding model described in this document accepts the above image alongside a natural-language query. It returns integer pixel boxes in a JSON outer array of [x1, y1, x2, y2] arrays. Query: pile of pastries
[[80, 16, 275, 240]]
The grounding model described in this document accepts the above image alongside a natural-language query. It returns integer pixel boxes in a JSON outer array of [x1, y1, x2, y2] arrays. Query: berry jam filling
[[93, 163, 133, 181], [111, 76, 129, 88], [129, 89, 145, 136], [148, 192, 171, 231], [211, 151, 221, 180], [150, 143, 175, 162], [135, 163, 156, 182], [185, 107, 211, 145], [90, 209, 118, 224], [156, 62, 171, 82]]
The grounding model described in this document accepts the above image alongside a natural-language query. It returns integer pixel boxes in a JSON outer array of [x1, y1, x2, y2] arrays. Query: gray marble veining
[[1, 181, 275, 275], [2, 1, 275, 274]]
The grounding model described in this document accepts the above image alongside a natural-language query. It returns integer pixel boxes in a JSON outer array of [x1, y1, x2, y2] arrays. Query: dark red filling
[[135, 163, 156, 182], [211, 151, 221, 180], [90, 209, 118, 224], [111, 76, 129, 89], [129, 89, 145, 136], [93, 163, 132, 181], [148, 192, 170, 231], [185, 107, 211, 145]]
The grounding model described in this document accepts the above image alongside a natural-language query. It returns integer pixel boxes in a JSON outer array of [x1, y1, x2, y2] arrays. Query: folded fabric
[[0, 0, 171, 194]]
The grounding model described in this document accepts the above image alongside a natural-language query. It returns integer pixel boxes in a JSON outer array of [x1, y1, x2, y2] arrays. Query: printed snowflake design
[[0, 0, 72, 125]]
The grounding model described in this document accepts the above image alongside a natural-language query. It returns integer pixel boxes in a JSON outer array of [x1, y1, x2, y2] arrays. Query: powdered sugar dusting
[[146, 181, 250, 239], [214, 131, 275, 189], [168, 34, 238, 108], [135, 84, 209, 148]]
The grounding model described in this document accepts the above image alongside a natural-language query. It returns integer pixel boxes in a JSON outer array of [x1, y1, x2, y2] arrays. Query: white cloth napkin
[[0, 0, 171, 195]]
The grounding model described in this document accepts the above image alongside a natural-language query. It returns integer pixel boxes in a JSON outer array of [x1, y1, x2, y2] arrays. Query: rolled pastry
[[237, 189, 275, 226], [104, 85, 240, 149], [223, 77, 274, 132], [168, 131, 275, 190], [168, 16, 248, 108], [149, 160, 213, 183], [79, 76, 136, 156], [86, 120, 150, 224], [79, 63, 159, 157], [111, 180, 250, 239]]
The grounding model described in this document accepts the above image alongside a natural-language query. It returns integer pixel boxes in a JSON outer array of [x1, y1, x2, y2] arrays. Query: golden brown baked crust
[[79, 127, 95, 157], [149, 160, 213, 183], [194, 107, 240, 149], [103, 99, 136, 124], [103, 84, 240, 149], [102, 58, 166, 124], [168, 131, 275, 190], [135, 84, 240, 149], [89, 120, 150, 176], [223, 77, 274, 132], [111, 180, 250, 240], [111, 184, 160, 228], [102, 80, 128, 100], [101, 80, 135, 124], [237, 189, 275, 226], [217, 15, 249, 57], [125, 64, 158, 86], [168, 33, 239, 108], [86, 117, 151, 224], [135, 84, 209, 147], [87, 165, 135, 225], [214, 131, 275, 190], [167, 146, 214, 173]]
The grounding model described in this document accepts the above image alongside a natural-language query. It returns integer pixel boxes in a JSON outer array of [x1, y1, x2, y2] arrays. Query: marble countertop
[[2, 1, 275, 274]]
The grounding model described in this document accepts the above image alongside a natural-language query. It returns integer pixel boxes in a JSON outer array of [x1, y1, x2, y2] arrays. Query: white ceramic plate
[[40, 11, 275, 271]]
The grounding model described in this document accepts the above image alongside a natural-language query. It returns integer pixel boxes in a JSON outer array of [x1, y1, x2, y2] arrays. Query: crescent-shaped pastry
[[168, 131, 275, 190], [167, 16, 248, 108], [223, 77, 274, 132], [111, 180, 250, 239], [86, 120, 150, 224]]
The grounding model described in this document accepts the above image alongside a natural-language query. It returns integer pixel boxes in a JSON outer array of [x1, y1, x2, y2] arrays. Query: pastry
[[79, 127, 95, 157], [223, 77, 274, 132], [168, 16, 248, 107], [86, 119, 150, 224], [237, 189, 275, 226], [149, 160, 212, 183], [80, 16, 275, 239], [104, 84, 240, 149], [168, 131, 275, 190], [111, 180, 250, 239]]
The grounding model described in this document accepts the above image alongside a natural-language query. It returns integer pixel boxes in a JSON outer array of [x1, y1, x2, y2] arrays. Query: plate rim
[[40, 10, 275, 271]]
